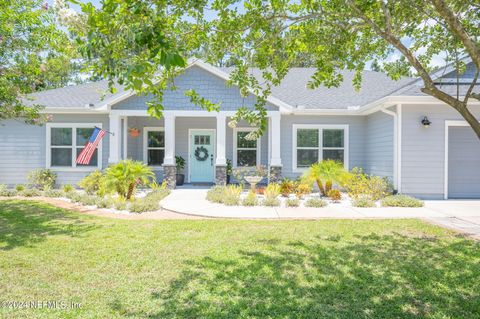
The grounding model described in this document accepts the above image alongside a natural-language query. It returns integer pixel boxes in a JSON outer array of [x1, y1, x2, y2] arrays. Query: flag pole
[[94, 126, 114, 136]]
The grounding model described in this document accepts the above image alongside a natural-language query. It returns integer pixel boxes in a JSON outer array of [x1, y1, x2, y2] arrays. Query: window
[[233, 128, 260, 167], [293, 125, 348, 171], [144, 128, 165, 166], [47, 124, 102, 169]]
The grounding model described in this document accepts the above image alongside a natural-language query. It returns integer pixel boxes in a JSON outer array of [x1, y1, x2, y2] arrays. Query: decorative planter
[[128, 128, 140, 137], [244, 175, 263, 192], [176, 174, 185, 186], [226, 175, 231, 185]]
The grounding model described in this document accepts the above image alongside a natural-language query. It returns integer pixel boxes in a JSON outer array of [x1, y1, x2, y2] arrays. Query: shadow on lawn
[[121, 232, 480, 319], [0, 200, 97, 250]]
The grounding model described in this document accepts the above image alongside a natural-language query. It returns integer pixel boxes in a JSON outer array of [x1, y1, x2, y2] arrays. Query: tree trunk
[[455, 104, 480, 140], [316, 178, 325, 196], [126, 183, 135, 200], [422, 87, 480, 140]]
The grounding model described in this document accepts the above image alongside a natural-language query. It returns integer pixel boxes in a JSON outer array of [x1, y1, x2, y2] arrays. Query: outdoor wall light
[[421, 116, 431, 128]]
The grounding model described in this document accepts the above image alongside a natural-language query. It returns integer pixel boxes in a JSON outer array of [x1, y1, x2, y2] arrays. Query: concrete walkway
[[161, 188, 480, 238]]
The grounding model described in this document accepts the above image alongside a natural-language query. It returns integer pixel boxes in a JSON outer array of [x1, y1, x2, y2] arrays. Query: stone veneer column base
[[215, 165, 227, 186], [162, 164, 177, 189], [268, 165, 282, 184]]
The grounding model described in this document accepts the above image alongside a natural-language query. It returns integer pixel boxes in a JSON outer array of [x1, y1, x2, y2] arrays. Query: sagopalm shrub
[[79, 195, 97, 206], [242, 191, 258, 206], [18, 188, 41, 197], [112, 197, 128, 210], [223, 185, 242, 206], [206, 186, 226, 203], [262, 197, 280, 207], [43, 189, 66, 198], [352, 197, 376, 208], [305, 198, 327, 208], [285, 198, 300, 207], [381, 195, 424, 207], [95, 197, 113, 208], [129, 197, 159, 213]]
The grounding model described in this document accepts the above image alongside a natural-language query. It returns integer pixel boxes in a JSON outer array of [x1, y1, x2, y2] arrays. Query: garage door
[[448, 126, 480, 198]]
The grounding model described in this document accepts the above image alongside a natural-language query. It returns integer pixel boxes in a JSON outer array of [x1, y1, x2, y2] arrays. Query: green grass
[[0, 200, 479, 318]]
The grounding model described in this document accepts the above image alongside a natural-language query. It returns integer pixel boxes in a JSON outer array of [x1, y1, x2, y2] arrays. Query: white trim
[[143, 127, 165, 170], [122, 116, 128, 160], [46, 122, 103, 172], [443, 120, 474, 199], [188, 129, 216, 183], [397, 104, 402, 193], [232, 127, 261, 168], [381, 107, 398, 190], [292, 124, 349, 173]]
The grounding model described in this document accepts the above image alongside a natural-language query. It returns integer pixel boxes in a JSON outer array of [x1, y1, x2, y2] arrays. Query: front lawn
[[0, 200, 479, 318]]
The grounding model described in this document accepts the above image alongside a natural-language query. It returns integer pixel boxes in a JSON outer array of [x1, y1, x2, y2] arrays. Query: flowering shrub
[[28, 169, 57, 190], [343, 168, 391, 201]]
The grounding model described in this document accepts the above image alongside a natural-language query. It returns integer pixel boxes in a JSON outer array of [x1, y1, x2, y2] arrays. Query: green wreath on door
[[194, 146, 209, 161]]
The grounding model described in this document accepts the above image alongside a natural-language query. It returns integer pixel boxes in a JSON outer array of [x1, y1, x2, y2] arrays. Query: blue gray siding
[[365, 111, 394, 181], [401, 104, 480, 199], [113, 65, 278, 111], [280, 115, 366, 179], [0, 114, 109, 186]]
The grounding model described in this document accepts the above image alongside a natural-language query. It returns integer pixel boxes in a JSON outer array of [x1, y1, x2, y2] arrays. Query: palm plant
[[104, 160, 155, 200], [302, 160, 346, 196]]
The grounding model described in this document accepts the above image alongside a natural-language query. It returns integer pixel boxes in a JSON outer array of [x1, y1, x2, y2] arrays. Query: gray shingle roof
[[395, 82, 480, 96], [222, 67, 415, 109], [24, 80, 125, 108], [26, 66, 415, 110]]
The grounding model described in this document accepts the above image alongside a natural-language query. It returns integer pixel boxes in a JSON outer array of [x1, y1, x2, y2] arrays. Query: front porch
[[107, 110, 283, 188]]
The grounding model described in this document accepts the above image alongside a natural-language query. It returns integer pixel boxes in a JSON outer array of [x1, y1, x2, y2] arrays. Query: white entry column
[[162, 113, 176, 189], [215, 114, 227, 185], [163, 114, 176, 165], [108, 113, 121, 164], [269, 112, 282, 183]]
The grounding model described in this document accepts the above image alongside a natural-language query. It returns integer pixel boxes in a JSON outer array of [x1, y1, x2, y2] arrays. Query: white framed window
[[143, 127, 165, 167], [292, 124, 349, 172], [233, 128, 261, 167], [46, 123, 103, 171]]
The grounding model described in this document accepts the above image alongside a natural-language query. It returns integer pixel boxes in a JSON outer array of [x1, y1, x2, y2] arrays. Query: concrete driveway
[[161, 188, 480, 239]]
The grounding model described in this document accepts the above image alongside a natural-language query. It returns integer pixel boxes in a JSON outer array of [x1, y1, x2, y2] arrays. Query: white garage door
[[448, 126, 480, 198]]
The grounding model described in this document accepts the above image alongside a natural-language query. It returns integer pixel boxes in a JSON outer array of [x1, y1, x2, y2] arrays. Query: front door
[[189, 129, 215, 183]]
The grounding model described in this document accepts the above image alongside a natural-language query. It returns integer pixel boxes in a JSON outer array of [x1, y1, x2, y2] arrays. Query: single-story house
[[1, 59, 479, 199]]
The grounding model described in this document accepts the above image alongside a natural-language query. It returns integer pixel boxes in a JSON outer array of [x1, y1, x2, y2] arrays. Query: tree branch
[[465, 69, 480, 103], [346, 0, 468, 112], [430, 0, 480, 69]]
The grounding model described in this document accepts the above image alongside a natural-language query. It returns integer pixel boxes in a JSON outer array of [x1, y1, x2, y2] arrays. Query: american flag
[[76, 127, 106, 165]]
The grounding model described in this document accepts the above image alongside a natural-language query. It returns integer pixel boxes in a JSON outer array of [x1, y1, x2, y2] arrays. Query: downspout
[[381, 106, 400, 193]]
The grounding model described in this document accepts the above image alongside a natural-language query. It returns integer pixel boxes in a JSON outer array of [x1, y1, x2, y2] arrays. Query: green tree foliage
[[1, 0, 81, 124], [78, 0, 480, 138]]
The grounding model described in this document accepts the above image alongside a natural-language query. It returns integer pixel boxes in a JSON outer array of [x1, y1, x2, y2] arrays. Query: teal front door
[[189, 130, 215, 183]]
